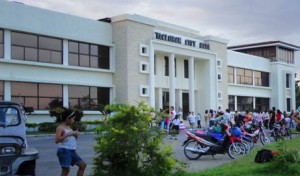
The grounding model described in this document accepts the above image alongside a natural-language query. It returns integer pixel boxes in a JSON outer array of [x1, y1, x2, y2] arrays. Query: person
[[177, 107, 183, 120], [209, 109, 215, 127], [289, 110, 295, 129], [55, 108, 86, 176], [204, 110, 210, 131], [263, 111, 270, 129], [171, 115, 180, 134], [197, 112, 202, 129], [187, 112, 196, 130], [269, 107, 276, 129], [179, 121, 185, 132], [291, 107, 300, 128], [244, 110, 251, 124]]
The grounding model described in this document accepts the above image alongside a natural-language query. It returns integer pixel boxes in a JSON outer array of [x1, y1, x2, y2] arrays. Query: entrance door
[[182, 93, 189, 119]]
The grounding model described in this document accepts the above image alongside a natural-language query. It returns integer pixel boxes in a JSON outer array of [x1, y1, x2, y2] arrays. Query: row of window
[[0, 30, 110, 69], [163, 56, 190, 78], [228, 66, 269, 87], [0, 81, 110, 110], [228, 95, 270, 112]]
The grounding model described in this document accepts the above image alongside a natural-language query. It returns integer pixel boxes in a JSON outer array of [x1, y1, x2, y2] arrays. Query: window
[[11, 82, 63, 110], [287, 98, 291, 112], [218, 73, 222, 81], [140, 85, 149, 97], [255, 98, 269, 112], [139, 61, 149, 73], [0, 29, 4, 58], [164, 56, 169, 76], [228, 66, 234, 83], [184, 59, 189, 78], [69, 41, 110, 69], [236, 68, 253, 85], [218, 92, 222, 99], [286, 74, 290, 88], [217, 59, 222, 67], [254, 71, 269, 87], [237, 96, 253, 111], [68, 85, 110, 110], [11, 32, 62, 64], [228, 95, 235, 111], [0, 81, 3, 100], [139, 44, 148, 56]]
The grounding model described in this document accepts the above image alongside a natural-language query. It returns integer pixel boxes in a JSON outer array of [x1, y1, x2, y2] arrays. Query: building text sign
[[154, 31, 209, 50]]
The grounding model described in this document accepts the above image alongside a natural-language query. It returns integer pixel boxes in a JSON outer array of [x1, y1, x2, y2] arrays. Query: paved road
[[27, 130, 274, 175]]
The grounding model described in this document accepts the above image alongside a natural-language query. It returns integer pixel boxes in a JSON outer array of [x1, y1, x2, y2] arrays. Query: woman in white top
[[55, 109, 86, 176]]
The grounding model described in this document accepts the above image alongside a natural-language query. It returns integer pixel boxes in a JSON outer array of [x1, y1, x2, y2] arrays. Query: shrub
[[71, 122, 86, 131], [49, 107, 83, 123], [92, 102, 186, 176], [38, 122, 58, 132]]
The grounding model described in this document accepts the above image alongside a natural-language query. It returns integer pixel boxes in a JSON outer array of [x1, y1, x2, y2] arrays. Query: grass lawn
[[185, 136, 300, 176]]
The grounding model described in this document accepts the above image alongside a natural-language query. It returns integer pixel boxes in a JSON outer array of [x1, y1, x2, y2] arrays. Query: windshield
[[0, 107, 20, 127]]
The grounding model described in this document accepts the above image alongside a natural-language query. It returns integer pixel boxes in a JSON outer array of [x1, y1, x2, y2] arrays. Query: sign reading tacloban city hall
[[154, 31, 210, 50]]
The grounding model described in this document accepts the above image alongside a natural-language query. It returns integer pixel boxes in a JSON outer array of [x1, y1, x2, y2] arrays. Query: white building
[[0, 1, 298, 122]]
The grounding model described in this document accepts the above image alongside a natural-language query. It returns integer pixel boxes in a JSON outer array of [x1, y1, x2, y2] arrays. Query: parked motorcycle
[[243, 120, 270, 145], [182, 128, 246, 160]]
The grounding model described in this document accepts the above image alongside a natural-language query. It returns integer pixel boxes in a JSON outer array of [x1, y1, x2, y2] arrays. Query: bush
[[38, 122, 58, 132], [49, 107, 83, 123], [71, 122, 86, 131], [92, 102, 186, 176]]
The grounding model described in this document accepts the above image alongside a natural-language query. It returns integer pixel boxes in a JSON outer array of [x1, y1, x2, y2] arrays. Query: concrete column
[[4, 30, 11, 60], [169, 53, 175, 108], [148, 40, 155, 107], [158, 88, 163, 110], [234, 96, 237, 111], [63, 85, 68, 107], [63, 40, 68, 66], [189, 57, 195, 112], [176, 89, 183, 111], [253, 97, 256, 110], [4, 81, 11, 101]]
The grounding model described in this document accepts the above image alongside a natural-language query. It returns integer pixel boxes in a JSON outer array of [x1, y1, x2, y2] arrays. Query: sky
[[13, 0, 300, 79]]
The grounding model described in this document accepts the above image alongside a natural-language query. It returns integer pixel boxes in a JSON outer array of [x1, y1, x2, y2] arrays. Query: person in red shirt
[[244, 110, 251, 124]]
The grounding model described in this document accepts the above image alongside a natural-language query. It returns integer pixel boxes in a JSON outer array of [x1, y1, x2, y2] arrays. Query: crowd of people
[[159, 106, 300, 136]]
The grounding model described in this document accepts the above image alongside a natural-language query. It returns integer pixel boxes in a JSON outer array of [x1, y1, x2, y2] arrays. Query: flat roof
[[228, 41, 300, 51]]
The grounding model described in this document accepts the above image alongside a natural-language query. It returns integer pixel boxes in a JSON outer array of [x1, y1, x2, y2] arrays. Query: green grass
[[184, 136, 300, 176]]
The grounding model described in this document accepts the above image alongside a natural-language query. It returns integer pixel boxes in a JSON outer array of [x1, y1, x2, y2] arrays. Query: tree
[[92, 102, 186, 176]]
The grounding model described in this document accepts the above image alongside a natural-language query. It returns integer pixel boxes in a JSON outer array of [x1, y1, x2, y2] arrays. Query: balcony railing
[[269, 57, 294, 64]]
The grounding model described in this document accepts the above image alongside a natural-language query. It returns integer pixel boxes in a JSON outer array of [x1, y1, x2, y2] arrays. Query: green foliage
[[25, 122, 39, 129], [92, 102, 186, 176], [38, 122, 58, 132], [38, 122, 86, 132]]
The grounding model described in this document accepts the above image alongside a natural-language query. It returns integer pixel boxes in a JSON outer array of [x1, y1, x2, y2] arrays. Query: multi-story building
[[0, 1, 298, 122]]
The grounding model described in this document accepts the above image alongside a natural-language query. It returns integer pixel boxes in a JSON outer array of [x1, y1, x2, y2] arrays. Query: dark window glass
[[287, 98, 291, 112], [90, 45, 98, 56], [286, 74, 290, 88], [69, 85, 110, 110], [98, 46, 110, 69], [228, 95, 235, 111], [25, 47, 38, 61], [79, 55, 90, 67], [184, 60, 189, 78], [0, 30, 3, 43], [164, 56, 169, 76], [69, 53, 79, 66], [237, 96, 253, 112], [0, 81, 3, 100], [79, 43, 89, 54], [11, 46, 24, 60], [11, 32, 37, 48], [69, 41, 78, 53], [261, 72, 269, 87], [11, 82, 62, 110], [11, 32, 62, 64], [228, 66, 234, 83], [39, 36, 62, 51], [255, 98, 269, 112]]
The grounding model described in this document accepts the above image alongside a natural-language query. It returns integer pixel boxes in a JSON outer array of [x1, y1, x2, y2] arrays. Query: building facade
[[0, 1, 298, 122]]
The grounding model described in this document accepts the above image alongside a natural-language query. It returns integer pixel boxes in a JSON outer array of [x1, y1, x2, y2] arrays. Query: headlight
[[1, 147, 16, 154]]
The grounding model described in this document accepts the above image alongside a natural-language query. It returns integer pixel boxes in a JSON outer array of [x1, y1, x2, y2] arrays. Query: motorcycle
[[243, 120, 270, 145], [182, 128, 246, 160]]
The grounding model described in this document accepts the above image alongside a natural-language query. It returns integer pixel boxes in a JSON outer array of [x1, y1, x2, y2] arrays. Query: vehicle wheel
[[271, 130, 278, 142], [243, 137, 254, 149], [241, 140, 250, 153], [259, 131, 270, 145], [183, 140, 202, 160], [227, 142, 246, 159], [16, 160, 36, 176]]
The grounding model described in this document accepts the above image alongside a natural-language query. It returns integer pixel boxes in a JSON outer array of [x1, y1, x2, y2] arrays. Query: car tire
[[16, 160, 36, 176]]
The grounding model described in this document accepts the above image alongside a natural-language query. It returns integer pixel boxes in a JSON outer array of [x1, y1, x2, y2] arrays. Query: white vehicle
[[0, 101, 39, 176]]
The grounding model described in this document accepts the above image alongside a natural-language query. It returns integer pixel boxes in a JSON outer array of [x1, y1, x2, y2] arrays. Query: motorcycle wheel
[[271, 130, 278, 142], [259, 131, 270, 145], [227, 142, 246, 159], [183, 140, 203, 160], [241, 140, 250, 153]]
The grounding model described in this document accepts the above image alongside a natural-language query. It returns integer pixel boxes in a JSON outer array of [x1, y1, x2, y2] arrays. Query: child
[[55, 108, 86, 176], [179, 121, 185, 132]]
